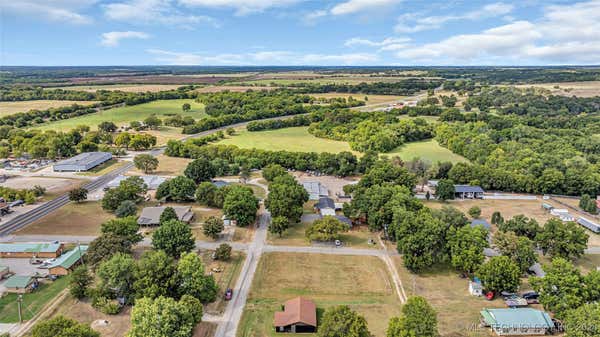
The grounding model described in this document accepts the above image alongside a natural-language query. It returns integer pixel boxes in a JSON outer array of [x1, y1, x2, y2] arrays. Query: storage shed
[[274, 297, 317, 333], [4, 275, 36, 294], [577, 217, 600, 233], [53, 152, 112, 172]]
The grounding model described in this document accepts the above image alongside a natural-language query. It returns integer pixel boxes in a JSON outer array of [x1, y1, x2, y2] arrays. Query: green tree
[[269, 216, 289, 237], [144, 115, 162, 130], [127, 296, 201, 337], [203, 216, 224, 240], [184, 157, 216, 184], [265, 174, 309, 223], [133, 154, 159, 174], [262, 163, 287, 182], [387, 296, 437, 337], [435, 179, 455, 200], [318, 305, 370, 337], [476, 256, 521, 293], [102, 176, 148, 211], [493, 231, 537, 273], [499, 214, 540, 240], [69, 265, 92, 299], [115, 200, 137, 218], [182, 103, 191, 112], [396, 210, 446, 273], [98, 121, 117, 133], [96, 252, 137, 301], [152, 219, 195, 258], [531, 258, 586, 318], [579, 194, 598, 213], [305, 216, 349, 242], [32, 316, 99, 337], [563, 303, 600, 337], [133, 250, 176, 299], [468, 206, 481, 219], [100, 216, 143, 245], [195, 181, 218, 207], [215, 243, 232, 261], [160, 207, 178, 225], [176, 252, 218, 303], [536, 218, 588, 259], [447, 225, 488, 274], [114, 132, 131, 149], [86, 233, 133, 267], [69, 187, 88, 203], [223, 185, 259, 227], [156, 176, 196, 202], [491, 211, 504, 226]]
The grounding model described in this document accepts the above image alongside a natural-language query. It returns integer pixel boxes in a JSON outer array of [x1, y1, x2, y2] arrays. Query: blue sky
[[2, 0, 600, 66]]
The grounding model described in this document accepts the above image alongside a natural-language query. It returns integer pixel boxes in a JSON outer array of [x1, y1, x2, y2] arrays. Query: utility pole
[[17, 294, 23, 323]]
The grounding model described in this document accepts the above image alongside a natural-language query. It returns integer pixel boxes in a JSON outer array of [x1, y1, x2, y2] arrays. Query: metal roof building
[[0, 242, 63, 258], [480, 308, 554, 336], [53, 152, 112, 172], [48, 245, 88, 275], [137, 206, 194, 226], [577, 217, 600, 233], [107, 175, 167, 190], [471, 219, 491, 231], [302, 182, 328, 200]]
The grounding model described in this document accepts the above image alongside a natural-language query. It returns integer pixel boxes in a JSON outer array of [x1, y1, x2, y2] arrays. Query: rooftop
[[471, 219, 491, 230], [48, 245, 88, 270], [302, 181, 328, 198], [315, 197, 335, 210], [107, 175, 167, 190], [481, 308, 554, 329], [4, 275, 33, 288], [137, 206, 194, 225], [54, 152, 111, 166], [274, 297, 317, 328], [0, 243, 62, 254], [454, 185, 484, 193]]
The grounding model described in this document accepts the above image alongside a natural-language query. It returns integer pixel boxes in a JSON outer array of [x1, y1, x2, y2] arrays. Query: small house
[[480, 308, 554, 336], [0, 243, 63, 258], [47, 245, 88, 276], [314, 197, 335, 217], [274, 297, 317, 333], [4, 275, 36, 294], [454, 185, 484, 199], [137, 206, 194, 226], [541, 203, 553, 211], [469, 280, 483, 296]]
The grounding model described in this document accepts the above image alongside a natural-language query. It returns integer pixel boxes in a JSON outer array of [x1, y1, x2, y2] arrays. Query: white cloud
[[147, 49, 378, 65], [0, 0, 97, 24], [178, 0, 303, 16], [394, 0, 600, 64], [104, 0, 217, 27], [395, 2, 514, 33], [344, 37, 411, 52], [331, 0, 402, 16], [101, 31, 150, 47]]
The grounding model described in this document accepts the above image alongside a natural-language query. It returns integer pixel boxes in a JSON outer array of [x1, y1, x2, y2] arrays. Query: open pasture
[[384, 139, 468, 164], [238, 252, 401, 337], [0, 100, 98, 116], [54, 84, 183, 93], [513, 81, 600, 97], [34, 99, 205, 131]]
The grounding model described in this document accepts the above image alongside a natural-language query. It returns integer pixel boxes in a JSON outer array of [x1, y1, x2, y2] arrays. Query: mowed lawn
[[218, 127, 356, 154], [238, 252, 401, 337], [0, 100, 98, 116], [384, 139, 468, 164], [0, 276, 70, 323], [35, 99, 206, 131]]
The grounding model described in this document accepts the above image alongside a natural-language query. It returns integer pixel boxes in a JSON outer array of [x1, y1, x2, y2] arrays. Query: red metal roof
[[274, 297, 317, 328]]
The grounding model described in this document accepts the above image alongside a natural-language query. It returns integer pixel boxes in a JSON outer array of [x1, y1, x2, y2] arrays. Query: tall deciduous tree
[[203, 216, 224, 240], [133, 154, 158, 174], [493, 231, 537, 273], [69, 266, 92, 299], [447, 225, 488, 274], [176, 252, 218, 303], [127, 296, 201, 337], [133, 250, 176, 300], [96, 252, 137, 301], [318, 305, 370, 337], [435, 179, 455, 201], [32, 316, 99, 337], [223, 185, 259, 227], [305, 216, 349, 242], [152, 220, 195, 258], [563, 303, 600, 337], [387, 296, 437, 337], [531, 258, 586, 318], [476, 256, 521, 293], [536, 218, 588, 260], [269, 216, 289, 237], [184, 157, 216, 184], [69, 187, 88, 203]]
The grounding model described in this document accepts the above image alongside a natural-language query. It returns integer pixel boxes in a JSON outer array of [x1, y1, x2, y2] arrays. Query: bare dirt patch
[[0, 176, 84, 199]]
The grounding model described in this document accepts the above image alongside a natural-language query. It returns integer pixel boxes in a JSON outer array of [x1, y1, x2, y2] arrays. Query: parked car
[[504, 294, 528, 308], [9, 200, 24, 207], [335, 240, 342, 247], [521, 291, 540, 304], [224, 288, 233, 301]]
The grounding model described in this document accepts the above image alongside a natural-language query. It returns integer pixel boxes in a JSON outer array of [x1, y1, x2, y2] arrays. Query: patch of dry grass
[[0, 100, 98, 116]]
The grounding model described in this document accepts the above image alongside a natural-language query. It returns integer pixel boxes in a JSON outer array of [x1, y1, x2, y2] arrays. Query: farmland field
[[238, 252, 401, 337], [0, 100, 98, 116], [513, 81, 600, 97], [54, 84, 183, 92], [384, 139, 468, 164], [310, 93, 406, 105], [34, 99, 206, 131], [217, 127, 356, 154]]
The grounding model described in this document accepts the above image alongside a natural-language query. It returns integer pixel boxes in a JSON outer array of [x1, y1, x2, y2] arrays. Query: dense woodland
[[285, 78, 443, 95]]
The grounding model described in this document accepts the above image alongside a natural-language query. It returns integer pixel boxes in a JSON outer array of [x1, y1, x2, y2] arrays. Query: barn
[[53, 152, 112, 172], [454, 185, 484, 199], [274, 297, 317, 333]]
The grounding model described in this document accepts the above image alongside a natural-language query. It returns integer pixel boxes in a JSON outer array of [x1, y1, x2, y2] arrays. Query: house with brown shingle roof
[[274, 297, 317, 333]]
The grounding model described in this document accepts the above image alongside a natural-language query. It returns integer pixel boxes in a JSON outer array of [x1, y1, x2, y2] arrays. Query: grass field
[[16, 201, 113, 236], [217, 127, 356, 154], [0, 100, 98, 116], [309, 93, 406, 105], [238, 252, 401, 337], [0, 276, 70, 323], [200, 251, 246, 314], [35, 99, 206, 131], [132, 154, 192, 176], [393, 257, 505, 337], [54, 84, 183, 92], [513, 81, 600, 97], [384, 139, 468, 164]]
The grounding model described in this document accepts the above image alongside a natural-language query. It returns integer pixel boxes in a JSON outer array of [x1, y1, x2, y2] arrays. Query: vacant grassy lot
[[0, 100, 98, 116], [238, 252, 401, 337], [310, 93, 406, 105], [55, 84, 183, 92], [393, 257, 505, 337], [132, 154, 191, 176], [384, 139, 468, 164], [0, 276, 69, 323], [16, 201, 113, 236], [267, 220, 379, 249], [218, 127, 356, 154], [200, 250, 246, 314], [35, 99, 206, 131]]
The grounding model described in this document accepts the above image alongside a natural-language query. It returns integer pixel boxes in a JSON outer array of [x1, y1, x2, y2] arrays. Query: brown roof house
[[137, 206, 194, 226], [274, 297, 317, 333]]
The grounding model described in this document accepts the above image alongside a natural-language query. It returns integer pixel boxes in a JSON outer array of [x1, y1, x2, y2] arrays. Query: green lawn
[[0, 276, 69, 323], [383, 139, 468, 164], [34, 99, 206, 131], [217, 127, 356, 154]]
